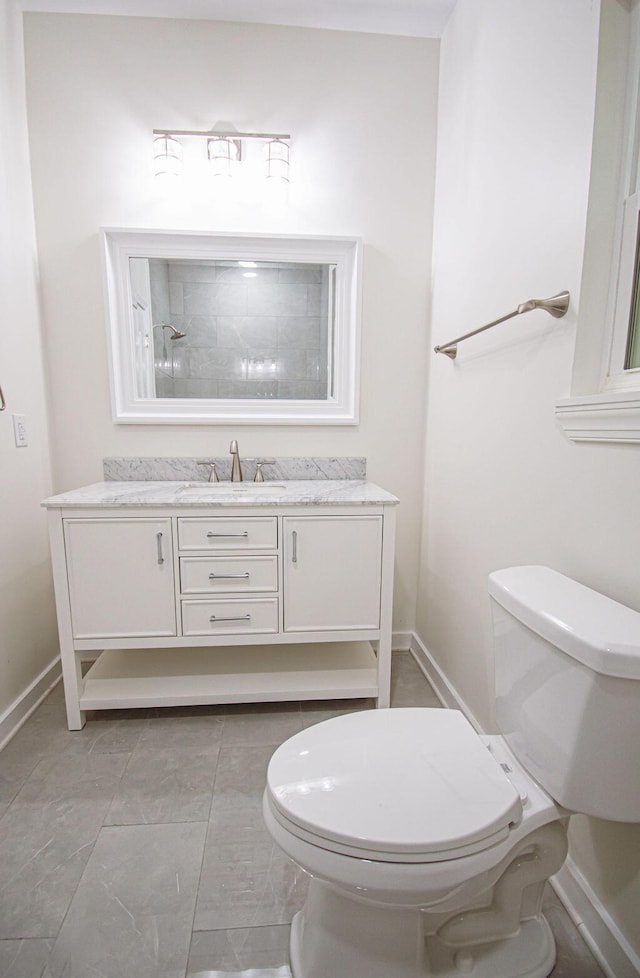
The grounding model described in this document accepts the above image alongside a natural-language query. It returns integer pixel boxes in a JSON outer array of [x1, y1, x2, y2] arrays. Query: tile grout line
[[184, 716, 227, 978]]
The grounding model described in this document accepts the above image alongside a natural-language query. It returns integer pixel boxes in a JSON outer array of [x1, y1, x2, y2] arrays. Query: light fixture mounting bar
[[153, 129, 290, 141]]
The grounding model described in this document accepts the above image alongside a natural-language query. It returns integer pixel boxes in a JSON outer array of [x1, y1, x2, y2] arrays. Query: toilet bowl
[[264, 708, 568, 978], [263, 567, 640, 978]]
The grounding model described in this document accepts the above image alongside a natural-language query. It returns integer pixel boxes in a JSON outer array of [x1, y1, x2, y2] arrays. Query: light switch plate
[[12, 413, 28, 447]]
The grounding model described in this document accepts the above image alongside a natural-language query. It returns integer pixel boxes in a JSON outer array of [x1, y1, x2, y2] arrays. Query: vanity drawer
[[182, 598, 279, 635], [178, 517, 277, 552], [180, 556, 278, 594]]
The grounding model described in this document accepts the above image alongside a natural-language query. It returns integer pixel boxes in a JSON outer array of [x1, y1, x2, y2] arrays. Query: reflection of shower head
[[153, 322, 186, 339]]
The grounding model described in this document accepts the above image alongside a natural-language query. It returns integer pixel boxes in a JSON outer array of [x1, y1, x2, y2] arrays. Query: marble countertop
[[42, 480, 399, 509]]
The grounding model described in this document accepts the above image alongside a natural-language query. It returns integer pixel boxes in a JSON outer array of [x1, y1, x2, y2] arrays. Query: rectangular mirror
[[102, 229, 362, 424]]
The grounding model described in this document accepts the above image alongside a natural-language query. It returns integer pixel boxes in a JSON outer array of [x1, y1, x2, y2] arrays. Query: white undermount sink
[[179, 482, 287, 493]]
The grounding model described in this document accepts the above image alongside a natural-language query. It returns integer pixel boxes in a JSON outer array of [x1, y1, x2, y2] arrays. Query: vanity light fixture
[[153, 128, 291, 189]]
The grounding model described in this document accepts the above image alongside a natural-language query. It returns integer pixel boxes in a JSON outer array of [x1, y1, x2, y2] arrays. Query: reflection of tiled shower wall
[[151, 261, 330, 399]]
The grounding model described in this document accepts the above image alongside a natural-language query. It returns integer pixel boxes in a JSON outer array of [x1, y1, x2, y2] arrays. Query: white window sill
[[556, 390, 640, 443]]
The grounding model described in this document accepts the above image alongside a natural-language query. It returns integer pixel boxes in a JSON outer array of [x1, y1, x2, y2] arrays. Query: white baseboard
[[0, 656, 62, 751], [408, 631, 484, 732], [408, 630, 640, 978], [392, 630, 413, 652]]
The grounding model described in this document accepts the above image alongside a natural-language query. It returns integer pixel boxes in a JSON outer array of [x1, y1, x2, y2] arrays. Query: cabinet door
[[64, 518, 176, 639], [283, 516, 382, 631]]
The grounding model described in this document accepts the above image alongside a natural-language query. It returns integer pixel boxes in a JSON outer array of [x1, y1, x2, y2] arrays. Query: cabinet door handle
[[156, 532, 164, 564], [292, 530, 298, 564], [208, 572, 250, 580], [206, 531, 249, 538], [209, 614, 252, 623]]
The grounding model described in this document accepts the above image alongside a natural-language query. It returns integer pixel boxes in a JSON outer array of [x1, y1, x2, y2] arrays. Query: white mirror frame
[[101, 228, 362, 424]]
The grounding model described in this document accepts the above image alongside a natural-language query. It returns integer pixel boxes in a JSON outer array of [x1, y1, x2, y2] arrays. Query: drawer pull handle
[[208, 572, 250, 580], [292, 530, 298, 564], [156, 532, 164, 565], [206, 531, 249, 538], [209, 614, 252, 623]]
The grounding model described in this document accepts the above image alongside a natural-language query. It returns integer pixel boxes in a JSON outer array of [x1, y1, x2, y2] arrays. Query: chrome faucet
[[229, 440, 243, 482]]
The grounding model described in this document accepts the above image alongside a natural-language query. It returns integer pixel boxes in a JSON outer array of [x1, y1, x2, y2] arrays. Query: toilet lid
[[267, 709, 522, 860]]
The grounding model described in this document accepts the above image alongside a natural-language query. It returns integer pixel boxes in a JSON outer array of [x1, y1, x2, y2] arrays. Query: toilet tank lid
[[488, 566, 640, 680]]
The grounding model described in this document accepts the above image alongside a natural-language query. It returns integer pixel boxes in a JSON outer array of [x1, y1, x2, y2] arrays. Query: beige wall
[[14, 0, 638, 962], [0, 2, 57, 724], [22, 13, 439, 632], [420, 0, 640, 955]]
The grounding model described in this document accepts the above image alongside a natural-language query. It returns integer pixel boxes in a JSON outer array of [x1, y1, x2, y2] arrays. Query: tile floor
[[0, 652, 606, 978]]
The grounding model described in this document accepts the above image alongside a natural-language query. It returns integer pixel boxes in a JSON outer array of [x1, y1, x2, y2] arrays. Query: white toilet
[[263, 566, 640, 978]]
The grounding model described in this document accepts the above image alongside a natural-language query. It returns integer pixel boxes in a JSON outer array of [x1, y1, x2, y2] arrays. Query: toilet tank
[[489, 566, 640, 822]]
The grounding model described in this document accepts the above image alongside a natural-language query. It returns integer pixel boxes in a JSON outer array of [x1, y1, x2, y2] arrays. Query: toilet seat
[[266, 708, 523, 863]]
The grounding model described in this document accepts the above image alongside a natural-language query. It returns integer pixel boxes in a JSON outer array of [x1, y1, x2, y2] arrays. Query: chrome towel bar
[[434, 291, 570, 360]]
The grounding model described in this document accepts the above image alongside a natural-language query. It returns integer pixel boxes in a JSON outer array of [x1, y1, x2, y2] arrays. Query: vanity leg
[[376, 506, 396, 709], [61, 651, 86, 730], [47, 510, 86, 730], [375, 637, 392, 708]]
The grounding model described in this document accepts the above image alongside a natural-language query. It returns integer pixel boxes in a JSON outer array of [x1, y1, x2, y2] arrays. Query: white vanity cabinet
[[44, 481, 397, 730]]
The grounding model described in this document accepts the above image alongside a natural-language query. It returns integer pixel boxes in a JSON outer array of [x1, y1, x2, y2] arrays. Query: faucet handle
[[196, 460, 219, 483], [254, 460, 276, 483]]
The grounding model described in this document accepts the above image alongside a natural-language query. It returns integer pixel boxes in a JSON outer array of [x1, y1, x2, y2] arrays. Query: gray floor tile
[[543, 882, 564, 910], [0, 938, 53, 978], [545, 902, 607, 977], [187, 924, 290, 975], [221, 707, 303, 748], [200, 756, 308, 931], [0, 780, 116, 938], [212, 745, 276, 803], [27, 751, 129, 787], [0, 740, 42, 819], [208, 795, 272, 845], [7, 695, 143, 760], [3, 712, 80, 765], [105, 746, 220, 825], [390, 652, 443, 708], [391, 680, 443, 708], [64, 716, 148, 754], [44, 822, 207, 978], [194, 834, 308, 931], [225, 702, 301, 715], [136, 714, 225, 749], [148, 704, 227, 718]]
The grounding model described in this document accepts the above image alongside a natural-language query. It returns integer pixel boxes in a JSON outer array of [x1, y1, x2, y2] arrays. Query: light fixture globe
[[153, 134, 183, 178], [265, 138, 290, 184], [207, 136, 241, 177]]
